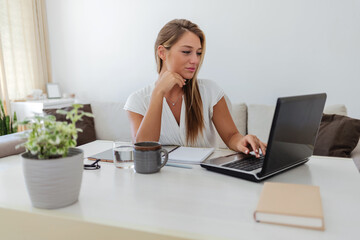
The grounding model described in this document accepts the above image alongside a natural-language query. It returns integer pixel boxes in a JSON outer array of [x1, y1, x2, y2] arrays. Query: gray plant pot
[[21, 148, 84, 209]]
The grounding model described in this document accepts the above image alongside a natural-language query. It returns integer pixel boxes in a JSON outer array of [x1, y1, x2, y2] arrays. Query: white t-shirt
[[123, 79, 224, 147]]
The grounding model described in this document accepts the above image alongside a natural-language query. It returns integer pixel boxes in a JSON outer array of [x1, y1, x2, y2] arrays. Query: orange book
[[254, 182, 325, 231]]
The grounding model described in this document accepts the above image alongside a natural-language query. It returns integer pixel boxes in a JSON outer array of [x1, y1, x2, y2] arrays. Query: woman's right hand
[[154, 71, 186, 96]]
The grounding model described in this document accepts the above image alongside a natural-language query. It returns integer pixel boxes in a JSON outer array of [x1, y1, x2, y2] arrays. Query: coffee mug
[[133, 142, 168, 174]]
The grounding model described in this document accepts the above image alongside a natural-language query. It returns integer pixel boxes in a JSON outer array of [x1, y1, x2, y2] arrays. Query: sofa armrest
[[0, 132, 26, 158], [351, 140, 360, 172]]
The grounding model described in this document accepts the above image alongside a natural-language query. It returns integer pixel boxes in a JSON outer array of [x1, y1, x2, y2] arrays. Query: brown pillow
[[43, 104, 96, 146], [314, 114, 360, 157]]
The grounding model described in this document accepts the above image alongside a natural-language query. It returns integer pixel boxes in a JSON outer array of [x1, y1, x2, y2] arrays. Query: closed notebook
[[254, 182, 325, 231], [88, 149, 113, 162], [168, 147, 214, 164]]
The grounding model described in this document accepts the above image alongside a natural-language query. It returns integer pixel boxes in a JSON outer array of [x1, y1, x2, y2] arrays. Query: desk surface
[[1, 140, 360, 240]]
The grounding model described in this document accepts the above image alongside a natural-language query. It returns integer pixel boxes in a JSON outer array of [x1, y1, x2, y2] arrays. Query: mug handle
[[158, 149, 168, 169]]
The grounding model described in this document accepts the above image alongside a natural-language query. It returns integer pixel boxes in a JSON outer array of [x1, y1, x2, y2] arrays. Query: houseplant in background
[[19, 104, 93, 209], [0, 100, 17, 136]]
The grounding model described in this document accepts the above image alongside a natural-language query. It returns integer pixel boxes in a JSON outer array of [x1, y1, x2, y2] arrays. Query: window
[[0, 0, 51, 106]]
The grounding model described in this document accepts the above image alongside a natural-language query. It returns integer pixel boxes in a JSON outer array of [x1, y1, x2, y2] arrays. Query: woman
[[124, 19, 266, 157]]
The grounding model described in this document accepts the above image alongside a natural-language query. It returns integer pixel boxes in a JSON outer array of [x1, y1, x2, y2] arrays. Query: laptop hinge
[[255, 158, 309, 180]]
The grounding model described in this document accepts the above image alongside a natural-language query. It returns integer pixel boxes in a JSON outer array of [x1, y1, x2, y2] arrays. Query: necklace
[[166, 94, 183, 106]]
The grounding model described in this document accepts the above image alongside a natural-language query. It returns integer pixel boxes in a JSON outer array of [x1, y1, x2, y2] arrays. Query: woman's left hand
[[236, 135, 267, 158]]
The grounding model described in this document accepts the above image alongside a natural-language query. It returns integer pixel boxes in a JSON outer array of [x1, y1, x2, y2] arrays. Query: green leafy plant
[[0, 99, 17, 136], [19, 104, 93, 159]]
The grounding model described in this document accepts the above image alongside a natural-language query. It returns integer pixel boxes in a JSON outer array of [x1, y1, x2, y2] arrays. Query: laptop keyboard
[[222, 155, 264, 172]]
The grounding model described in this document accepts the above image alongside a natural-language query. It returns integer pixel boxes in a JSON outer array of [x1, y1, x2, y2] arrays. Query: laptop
[[201, 93, 327, 182]]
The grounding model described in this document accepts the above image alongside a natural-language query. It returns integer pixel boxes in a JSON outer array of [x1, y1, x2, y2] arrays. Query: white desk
[[1, 140, 360, 240]]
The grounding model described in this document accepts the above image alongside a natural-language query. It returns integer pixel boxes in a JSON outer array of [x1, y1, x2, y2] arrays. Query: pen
[[165, 163, 193, 169]]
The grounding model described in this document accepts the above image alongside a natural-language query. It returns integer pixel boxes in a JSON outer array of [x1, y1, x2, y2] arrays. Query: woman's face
[[163, 31, 202, 80]]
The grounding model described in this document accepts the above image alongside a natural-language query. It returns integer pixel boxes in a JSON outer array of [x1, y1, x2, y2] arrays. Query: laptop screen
[[260, 94, 326, 176]]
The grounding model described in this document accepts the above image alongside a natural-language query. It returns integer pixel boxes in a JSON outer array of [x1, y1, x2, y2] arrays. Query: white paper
[[168, 147, 214, 164]]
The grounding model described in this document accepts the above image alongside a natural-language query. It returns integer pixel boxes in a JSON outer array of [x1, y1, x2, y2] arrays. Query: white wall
[[46, 0, 360, 118]]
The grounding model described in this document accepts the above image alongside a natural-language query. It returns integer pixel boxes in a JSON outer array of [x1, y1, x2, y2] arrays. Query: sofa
[[88, 100, 360, 171], [1, 100, 359, 171]]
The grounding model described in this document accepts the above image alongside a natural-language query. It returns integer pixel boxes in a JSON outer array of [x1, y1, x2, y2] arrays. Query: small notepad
[[168, 147, 215, 164]]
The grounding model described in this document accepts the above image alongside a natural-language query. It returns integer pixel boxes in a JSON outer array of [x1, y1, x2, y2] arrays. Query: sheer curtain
[[0, 0, 52, 114]]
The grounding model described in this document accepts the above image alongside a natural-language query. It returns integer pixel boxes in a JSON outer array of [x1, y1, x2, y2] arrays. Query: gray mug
[[133, 142, 168, 174]]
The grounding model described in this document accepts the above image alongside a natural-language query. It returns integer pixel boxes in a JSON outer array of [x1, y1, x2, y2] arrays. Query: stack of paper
[[168, 146, 215, 164]]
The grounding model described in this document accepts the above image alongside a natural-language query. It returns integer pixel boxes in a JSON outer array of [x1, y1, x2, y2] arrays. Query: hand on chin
[[179, 72, 194, 82]]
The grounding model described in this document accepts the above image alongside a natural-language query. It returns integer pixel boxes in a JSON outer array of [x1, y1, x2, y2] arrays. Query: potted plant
[[0, 99, 17, 136], [19, 104, 93, 209]]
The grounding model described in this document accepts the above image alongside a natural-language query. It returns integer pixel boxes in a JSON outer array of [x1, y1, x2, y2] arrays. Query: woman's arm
[[212, 97, 267, 157], [127, 71, 186, 143]]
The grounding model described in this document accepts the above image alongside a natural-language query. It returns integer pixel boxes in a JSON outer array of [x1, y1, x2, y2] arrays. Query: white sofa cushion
[[90, 101, 132, 142], [247, 104, 348, 143], [247, 104, 275, 143], [215, 102, 247, 149], [323, 104, 347, 116], [231, 103, 247, 136]]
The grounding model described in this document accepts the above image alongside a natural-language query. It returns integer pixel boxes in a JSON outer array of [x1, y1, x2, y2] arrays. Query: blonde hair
[[154, 19, 206, 145]]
